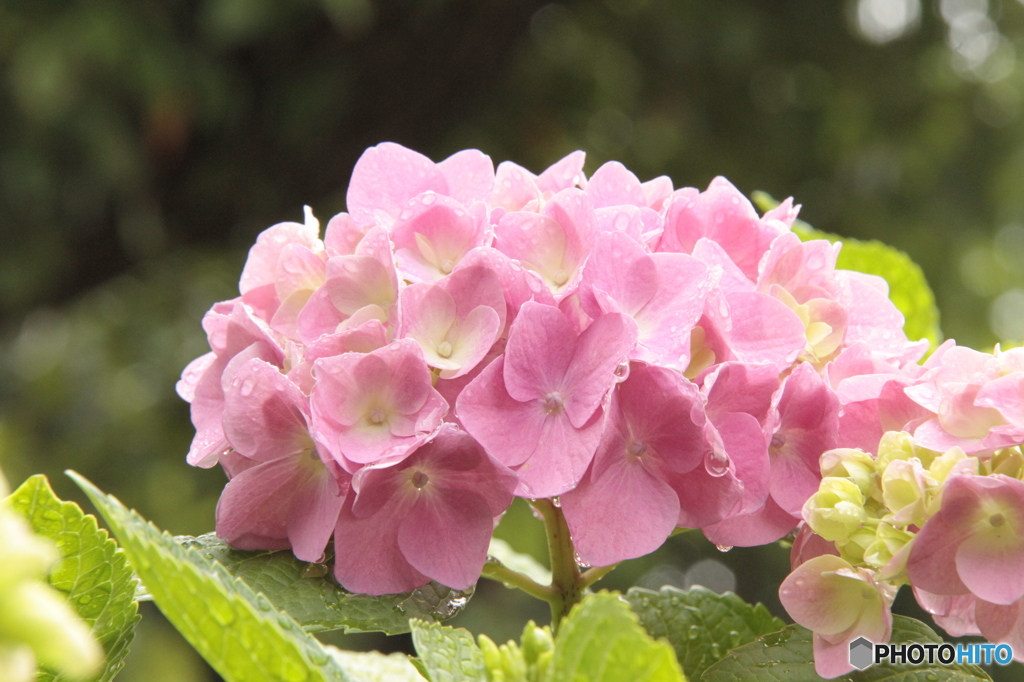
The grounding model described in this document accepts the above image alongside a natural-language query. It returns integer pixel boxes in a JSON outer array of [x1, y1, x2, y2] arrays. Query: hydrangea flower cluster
[[178, 142, 928, 602], [782, 344, 1024, 677]]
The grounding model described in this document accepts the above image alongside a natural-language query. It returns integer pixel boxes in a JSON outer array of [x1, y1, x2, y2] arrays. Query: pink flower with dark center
[[216, 358, 347, 562], [457, 302, 637, 498], [561, 364, 708, 566], [311, 339, 447, 469], [332, 426, 516, 594]]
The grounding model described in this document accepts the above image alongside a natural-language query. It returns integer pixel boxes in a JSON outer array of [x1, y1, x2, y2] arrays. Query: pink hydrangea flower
[[457, 302, 637, 498], [310, 339, 447, 469], [907, 473, 1024, 606], [560, 364, 708, 567], [332, 426, 516, 594], [780, 554, 895, 679]]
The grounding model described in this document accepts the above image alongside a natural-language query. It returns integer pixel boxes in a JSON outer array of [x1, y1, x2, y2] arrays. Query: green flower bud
[[520, 621, 553, 682], [862, 522, 913, 576], [835, 520, 880, 566], [820, 448, 879, 499], [881, 459, 933, 528], [927, 446, 972, 485], [989, 448, 1024, 479], [803, 477, 867, 541]]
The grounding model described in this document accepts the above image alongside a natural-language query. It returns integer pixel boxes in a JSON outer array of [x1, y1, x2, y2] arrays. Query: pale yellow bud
[[804, 477, 867, 541]]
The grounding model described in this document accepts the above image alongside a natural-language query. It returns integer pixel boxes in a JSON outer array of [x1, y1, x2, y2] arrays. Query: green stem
[[479, 560, 555, 602], [580, 562, 619, 589], [530, 498, 584, 632]]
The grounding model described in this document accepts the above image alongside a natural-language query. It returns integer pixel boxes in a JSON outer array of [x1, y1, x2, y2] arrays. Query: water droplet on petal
[[240, 378, 256, 397], [422, 193, 437, 205], [614, 360, 630, 382], [705, 448, 730, 477], [715, 544, 733, 553]]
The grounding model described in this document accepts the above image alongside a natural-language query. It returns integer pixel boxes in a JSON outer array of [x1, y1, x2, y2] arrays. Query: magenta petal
[[670, 464, 743, 529], [562, 457, 679, 567], [398, 489, 493, 590]]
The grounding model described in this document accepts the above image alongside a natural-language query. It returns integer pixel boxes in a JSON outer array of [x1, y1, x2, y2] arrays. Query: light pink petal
[[491, 161, 542, 212], [543, 188, 598, 274], [441, 264, 507, 332], [844, 272, 912, 356], [239, 219, 320, 296], [642, 175, 674, 211], [779, 555, 864, 636], [346, 142, 447, 225], [536, 150, 586, 195], [975, 599, 1024, 655], [956, 522, 1024, 605], [326, 254, 398, 317], [715, 291, 805, 368], [586, 161, 646, 208], [177, 352, 215, 403], [275, 243, 325, 301], [399, 488, 493, 590], [763, 196, 801, 227], [579, 231, 658, 318], [703, 496, 799, 547], [440, 305, 502, 379], [913, 588, 980, 637], [907, 510, 972, 597], [562, 312, 637, 428], [977, 372, 1024, 427], [712, 411, 771, 515], [392, 194, 485, 282], [455, 246, 556, 330], [562, 456, 680, 567], [437, 149, 494, 206], [703, 361, 781, 422], [397, 284, 457, 358], [503, 302, 576, 402], [595, 206, 646, 243], [631, 252, 711, 368], [457, 356, 546, 468], [323, 212, 368, 255], [222, 359, 310, 463], [512, 406, 605, 498], [493, 211, 568, 288], [296, 285, 348, 344]]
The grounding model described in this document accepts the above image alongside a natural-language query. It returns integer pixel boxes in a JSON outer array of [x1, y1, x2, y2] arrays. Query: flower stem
[[530, 498, 584, 632], [479, 560, 555, 602]]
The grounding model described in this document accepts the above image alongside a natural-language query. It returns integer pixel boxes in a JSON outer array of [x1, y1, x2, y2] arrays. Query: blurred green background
[[3, 0, 1024, 679]]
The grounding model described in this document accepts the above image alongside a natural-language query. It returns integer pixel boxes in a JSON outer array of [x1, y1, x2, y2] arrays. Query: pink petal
[[333, 496, 429, 595], [535, 150, 586, 195], [562, 312, 637, 428], [975, 598, 1024, 655], [714, 290, 805, 368], [440, 305, 501, 379], [586, 161, 646, 208], [703, 496, 799, 547], [323, 212, 368, 255], [399, 489, 493, 589], [222, 359, 310, 463], [437, 149, 494, 206], [491, 161, 541, 212], [503, 302, 576, 403], [346, 142, 447, 225], [512, 405, 606, 498], [579, 231, 658, 318], [562, 454, 680, 567]]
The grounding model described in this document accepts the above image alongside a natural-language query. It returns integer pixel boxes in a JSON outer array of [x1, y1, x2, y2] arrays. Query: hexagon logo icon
[[849, 637, 874, 670]]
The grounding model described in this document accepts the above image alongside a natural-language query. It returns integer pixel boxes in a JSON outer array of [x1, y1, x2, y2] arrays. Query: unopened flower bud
[[803, 477, 867, 541], [881, 459, 933, 528], [820, 449, 878, 499]]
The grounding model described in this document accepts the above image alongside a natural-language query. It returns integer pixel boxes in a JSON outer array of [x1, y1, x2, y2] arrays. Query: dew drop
[[704, 448, 730, 477], [687, 625, 700, 640], [718, 297, 729, 318], [421, 193, 437, 205], [715, 544, 733, 553], [240, 378, 257, 397], [613, 360, 630, 382]]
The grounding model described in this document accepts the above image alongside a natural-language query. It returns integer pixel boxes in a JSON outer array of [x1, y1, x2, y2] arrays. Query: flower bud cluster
[[784, 429, 1024, 677], [179, 142, 924, 594], [0, 472, 102, 681]]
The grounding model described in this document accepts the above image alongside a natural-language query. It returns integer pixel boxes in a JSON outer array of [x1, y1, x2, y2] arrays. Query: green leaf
[[751, 190, 942, 347], [700, 615, 991, 682], [410, 619, 487, 682], [625, 585, 784, 680], [549, 592, 684, 682], [7, 474, 139, 682], [67, 471, 358, 682], [486, 538, 552, 586], [177, 532, 473, 634], [326, 649, 424, 682]]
